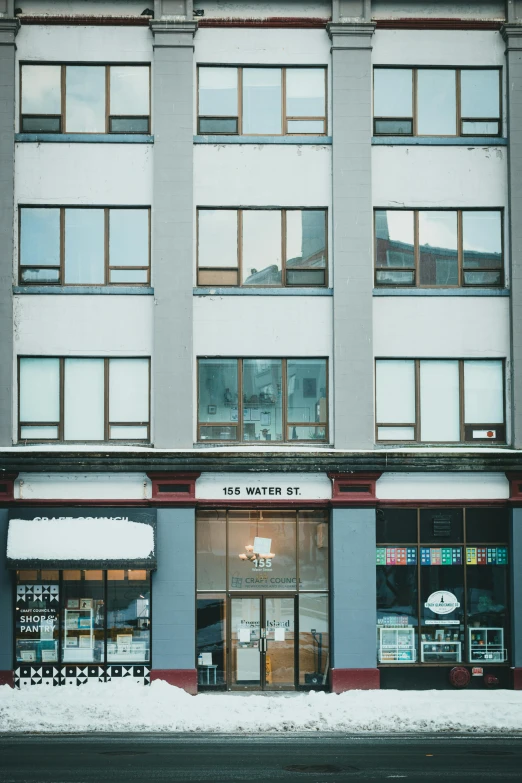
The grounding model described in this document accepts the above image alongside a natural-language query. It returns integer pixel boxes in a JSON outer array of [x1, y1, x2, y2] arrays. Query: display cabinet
[[468, 627, 506, 662], [378, 626, 416, 663], [421, 641, 461, 662]]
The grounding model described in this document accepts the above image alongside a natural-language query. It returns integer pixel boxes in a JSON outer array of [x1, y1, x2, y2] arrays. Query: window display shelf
[[378, 626, 416, 663], [421, 641, 461, 662], [63, 608, 94, 661], [469, 627, 507, 662]]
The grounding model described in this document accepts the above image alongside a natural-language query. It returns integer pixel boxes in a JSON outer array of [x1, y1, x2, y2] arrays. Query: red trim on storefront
[[376, 499, 509, 508], [18, 15, 151, 25], [0, 473, 17, 502], [331, 668, 380, 692], [150, 669, 197, 694], [0, 671, 14, 688], [512, 669, 522, 690], [198, 17, 329, 28], [329, 472, 381, 505], [375, 18, 503, 30], [506, 472, 522, 502], [195, 499, 330, 509], [147, 472, 200, 504]]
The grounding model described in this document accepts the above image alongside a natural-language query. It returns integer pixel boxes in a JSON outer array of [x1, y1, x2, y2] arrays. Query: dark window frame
[[19, 62, 151, 135], [374, 208, 504, 289], [18, 355, 151, 444], [376, 506, 510, 667], [197, 65, 328, 137], [197, 357, 329, 444], [197, 207, 328, 288], [18, 205, 151, 287], [373, 66, 502, 138], [375, 358, 506, 445]]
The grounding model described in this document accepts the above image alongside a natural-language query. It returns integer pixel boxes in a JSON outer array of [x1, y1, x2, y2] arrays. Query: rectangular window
[[375, 359, 505, 444], [198, 358, 328, 443], [374, 209, 503, 288], [374, 68, 501, 137], [198, 66, 327, 136], [19, 206, 151, 286], [377, 507, 510, 667], [197, 208, 327, 287], [18, 357, 150, 443], [20, 63, 150, 134]]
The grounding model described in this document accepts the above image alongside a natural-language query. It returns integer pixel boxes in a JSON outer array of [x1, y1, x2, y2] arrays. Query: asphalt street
[[1, 734, 522, 783]]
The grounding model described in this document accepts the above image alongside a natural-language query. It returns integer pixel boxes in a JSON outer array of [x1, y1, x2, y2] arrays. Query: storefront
[[1, 466, 522, 692]]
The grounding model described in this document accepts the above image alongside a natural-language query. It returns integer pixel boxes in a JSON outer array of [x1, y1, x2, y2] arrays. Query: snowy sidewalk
[[2, 680, 522, 733]]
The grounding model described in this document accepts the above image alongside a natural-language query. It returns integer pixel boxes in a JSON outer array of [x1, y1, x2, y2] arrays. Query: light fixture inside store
[[238, 537, 274, 562]]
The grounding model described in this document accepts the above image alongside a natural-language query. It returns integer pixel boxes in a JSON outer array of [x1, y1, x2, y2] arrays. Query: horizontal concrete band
[[373, 288, 510, 297], [372, 137, 507, 146], [194, 135, 333, 145], [194, 287, 333, 296], [14, 287, 155, 295], [15, 134, 154, 144]]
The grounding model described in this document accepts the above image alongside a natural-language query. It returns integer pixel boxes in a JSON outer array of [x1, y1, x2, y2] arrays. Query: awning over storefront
[[5, 516, 156, 570]]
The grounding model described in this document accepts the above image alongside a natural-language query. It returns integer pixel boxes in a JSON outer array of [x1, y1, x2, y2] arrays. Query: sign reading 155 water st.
[[196, 473, 332, 500]]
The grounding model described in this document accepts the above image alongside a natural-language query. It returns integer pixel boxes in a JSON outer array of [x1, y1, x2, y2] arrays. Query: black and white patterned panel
[[16, 584, 59, 603], [14, 665, 60, 688], [61, 665, 105, 686], [15, 664, 151, 688], [106, 665, 151, 685]]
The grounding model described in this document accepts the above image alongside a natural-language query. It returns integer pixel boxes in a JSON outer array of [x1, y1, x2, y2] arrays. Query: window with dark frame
[[197, 208, 328, 288], [18, 357, 151, 443], [19, 206, 151, 286], [198, 358, 328, 443], [15, 569, 151, 666], [20, 63, 151, 134], [374, 209, 503, 288], [373, 67, 501, 137], [375, 358, 505, 444], [198, 66, 327, 136], [376, 507, 510, 667]]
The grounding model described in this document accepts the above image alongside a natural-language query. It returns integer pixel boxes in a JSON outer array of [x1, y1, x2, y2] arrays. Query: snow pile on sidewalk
[[2, 680, 522, 733]]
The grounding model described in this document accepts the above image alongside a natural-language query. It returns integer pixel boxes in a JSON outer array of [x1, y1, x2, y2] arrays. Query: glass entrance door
[[229, 595, 296, 690]]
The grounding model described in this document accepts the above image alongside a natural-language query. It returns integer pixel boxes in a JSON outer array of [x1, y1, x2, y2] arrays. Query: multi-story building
[[1, 0, 522, 693]]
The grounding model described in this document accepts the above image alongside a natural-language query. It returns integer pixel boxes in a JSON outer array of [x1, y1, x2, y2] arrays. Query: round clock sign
[[424, 591, 460, 615]]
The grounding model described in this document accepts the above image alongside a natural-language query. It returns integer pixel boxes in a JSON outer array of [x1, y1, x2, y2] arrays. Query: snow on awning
[[6, 517, 156, 569]]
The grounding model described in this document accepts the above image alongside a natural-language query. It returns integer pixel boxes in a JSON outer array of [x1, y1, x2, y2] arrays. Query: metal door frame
[[227, 593, 298, 691]]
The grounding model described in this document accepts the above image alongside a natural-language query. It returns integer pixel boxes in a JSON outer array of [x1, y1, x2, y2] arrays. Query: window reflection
[[286, 211, 326, 286], [461, 70, 500, 120], [109, 66, 149, 116], [242, 68, 282, 134], [197, 596, 226, 688], [198, 359, 239, 441], [374, 69, 413, 135], [109, 209, 149, 269], [299, 511, 329, 590], [64, 209, 105, 284], [198, 210, 238, 285], [228, 510, 297, 591], [196, 510, 227, 590], [299, 594, 329, 686], [417, 70, 457, 136], [65, 66, 106, 133], [462, 212, 502, 285], [286, 69, 325, 118], [21, 64, 61, 115], [375, 210, 415, 284], [62, 570, 105, 663], [20, 208, 60, 268], [242, 211, 282, 286], [418, 211, 458, 286]]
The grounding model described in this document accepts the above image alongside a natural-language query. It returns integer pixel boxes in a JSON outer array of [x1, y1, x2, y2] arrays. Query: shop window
[[198, 66, 327, 136], [16, 569, 152, 666], [196, 510, 227, 591], [198, 358, 328, 444], [376, 507, 417, 544], [62, 570, 105, 664], [228, 510, 297, 591], [18, 357, 150, 443], [19, 206, 150, 286], [197, 208, 327, 288], [298, 593, 329, 686], [196, 595, 227, 688], [107, 570, 150, 663], [376, 507, 510, 666], [20, 64, 150, 134], [374, 67, 501, 137], [298, 511, 329, 590], [15, 570, 60, 665], [375, 359, 505, 444], [375, 209, 503, 288]]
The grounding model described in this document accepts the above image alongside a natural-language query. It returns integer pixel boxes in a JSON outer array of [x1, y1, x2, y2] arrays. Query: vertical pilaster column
[[330, 507, 379, 691], [150, 20, 196, 448], [0, 18, 18, 446], [151, 508, 197, 693], [502, 24, 522, 447], [327, 23, 375, 450]]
